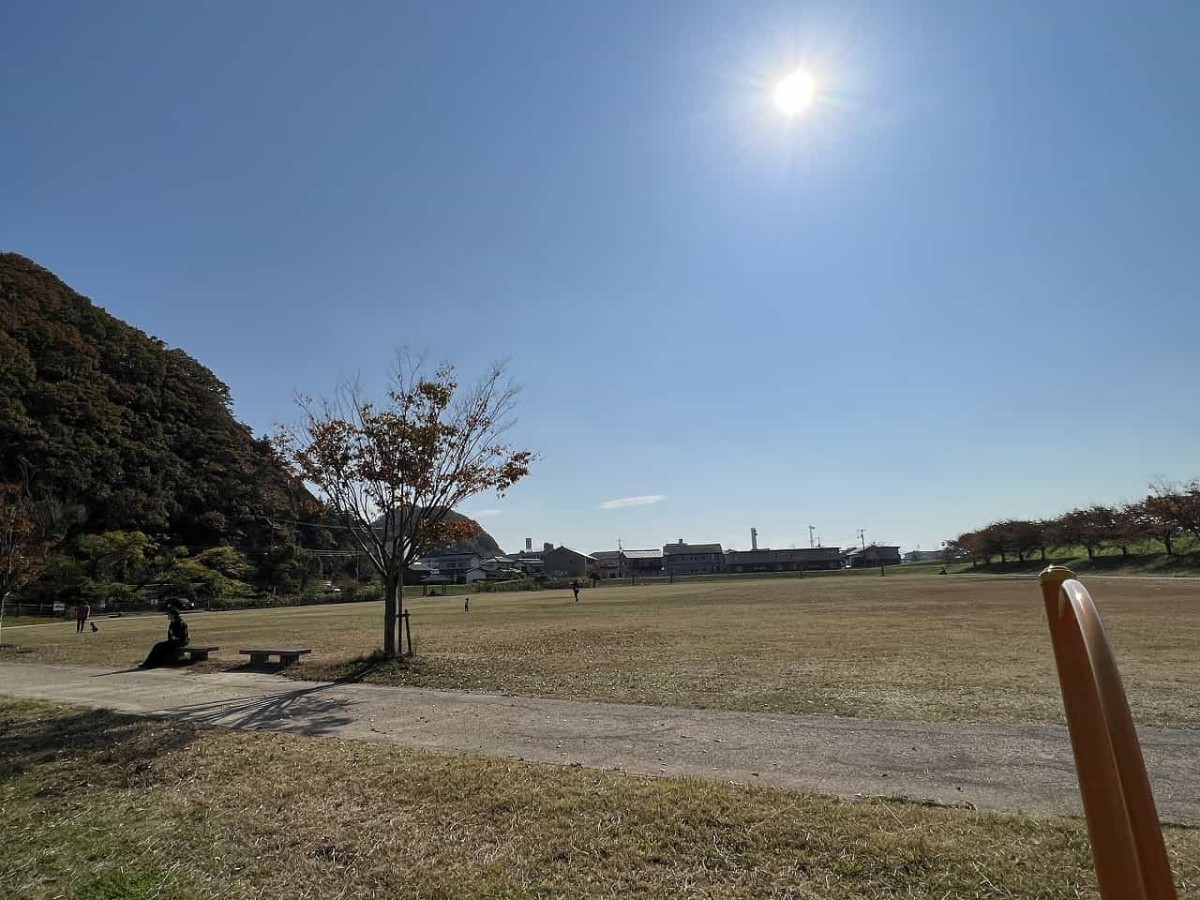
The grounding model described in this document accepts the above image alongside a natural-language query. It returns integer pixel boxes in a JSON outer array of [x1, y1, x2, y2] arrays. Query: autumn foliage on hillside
[[0, 253, 315, 548]]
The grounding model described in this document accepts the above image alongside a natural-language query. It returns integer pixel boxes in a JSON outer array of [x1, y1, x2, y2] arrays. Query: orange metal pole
[[1039, 566, 1176, 900], [1058, 574, 1177, 899]]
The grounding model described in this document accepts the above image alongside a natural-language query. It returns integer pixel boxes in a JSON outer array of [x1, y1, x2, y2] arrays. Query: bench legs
[[248, 652, 270, 665]]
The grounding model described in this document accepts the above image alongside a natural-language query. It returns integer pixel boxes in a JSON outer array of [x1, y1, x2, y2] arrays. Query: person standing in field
[[464, 596, 470, 613], [571, 579, 580, 602], [75, 600, 91, 634]]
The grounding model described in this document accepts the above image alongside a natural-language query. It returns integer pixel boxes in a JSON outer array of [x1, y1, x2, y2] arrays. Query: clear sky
[[4, 1, 1199, 556]]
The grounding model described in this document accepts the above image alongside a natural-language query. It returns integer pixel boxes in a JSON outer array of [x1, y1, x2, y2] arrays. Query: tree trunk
[[1039, 548, 1047, 561], [1164, 534, 1174, 556], [1121, 545, 1129, 558], [1086, 545, 1095, 560], [383, 570, 398, 657]]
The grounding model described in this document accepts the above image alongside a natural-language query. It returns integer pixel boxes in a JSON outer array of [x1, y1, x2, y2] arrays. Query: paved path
[[2, 662, 1197, 824]]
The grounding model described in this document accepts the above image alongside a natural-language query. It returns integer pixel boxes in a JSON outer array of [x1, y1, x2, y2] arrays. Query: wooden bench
[[179, 645, 219, 662], [240, 647, 312, 666]]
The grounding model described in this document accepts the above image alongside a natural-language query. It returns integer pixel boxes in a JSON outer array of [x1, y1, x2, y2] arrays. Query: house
[[404, 561, 434, 586], [902, 549, 945, 563], [590, 550, 623, 578], [477, 556, 523, 579], [418, 552, 480, 574], [541, 545, 596, 578], [417, 552, 481, 584], [724, 547, 842, 573], [512, 555, 545, 577], [620, 548, 663, 578], [843, 545, 902, 568], [662, 541, 724, 576], [512, 541, 552, 575]]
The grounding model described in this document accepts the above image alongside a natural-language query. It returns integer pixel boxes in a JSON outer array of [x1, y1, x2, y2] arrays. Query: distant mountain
[[0, 253, 315, 549], [429, 510, 504, 558], [373, 508, 504, 559]]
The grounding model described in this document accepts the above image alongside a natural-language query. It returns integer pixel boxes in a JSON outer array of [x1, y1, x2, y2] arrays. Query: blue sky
[[4, 1, 1199, 555]]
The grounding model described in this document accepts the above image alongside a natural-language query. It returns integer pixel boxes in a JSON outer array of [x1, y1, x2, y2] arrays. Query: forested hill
[[0, 252, 313, 549], [431, 513, 504, 558], [387, 509, 505, 559]]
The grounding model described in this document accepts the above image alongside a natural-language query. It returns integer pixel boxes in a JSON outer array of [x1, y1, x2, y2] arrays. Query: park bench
[[179, 645, 219, 663], [239, 647, 312, 666]]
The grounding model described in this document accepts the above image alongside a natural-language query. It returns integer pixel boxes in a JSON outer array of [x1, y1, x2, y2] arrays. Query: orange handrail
[[1039, 566, 1177, 900]]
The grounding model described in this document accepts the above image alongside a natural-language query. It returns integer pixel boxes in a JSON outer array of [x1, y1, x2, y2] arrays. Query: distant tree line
[[947, 481, 1200, 565]]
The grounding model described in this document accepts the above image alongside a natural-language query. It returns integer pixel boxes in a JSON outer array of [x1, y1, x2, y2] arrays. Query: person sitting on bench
[[139, 603, 190, 669]]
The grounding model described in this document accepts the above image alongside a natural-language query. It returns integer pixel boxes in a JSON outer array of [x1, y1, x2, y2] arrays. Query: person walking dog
[[75, 600, 91, 634]]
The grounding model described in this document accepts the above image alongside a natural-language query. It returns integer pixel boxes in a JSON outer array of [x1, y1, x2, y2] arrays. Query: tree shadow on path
[[160, 683, 355, 736]]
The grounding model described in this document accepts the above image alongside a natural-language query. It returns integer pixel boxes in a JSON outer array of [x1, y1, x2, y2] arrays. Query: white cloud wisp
[[598, 495, 665, 510]]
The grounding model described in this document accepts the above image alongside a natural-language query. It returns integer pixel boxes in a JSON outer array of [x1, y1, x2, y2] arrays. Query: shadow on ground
[[299, 650, 432, 685], [0, 705, 198, 784], [163, 683, 355, 736]]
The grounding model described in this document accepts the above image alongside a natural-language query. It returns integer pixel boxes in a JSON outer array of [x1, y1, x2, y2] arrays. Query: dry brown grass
[[3, 699, 1199, 899], [6, 573, 1198, 725]]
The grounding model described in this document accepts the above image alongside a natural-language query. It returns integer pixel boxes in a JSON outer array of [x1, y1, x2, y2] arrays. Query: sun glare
[[773, 68, 816, 116]]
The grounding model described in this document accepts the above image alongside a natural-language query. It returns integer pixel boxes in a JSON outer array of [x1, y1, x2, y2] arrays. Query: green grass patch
[[3, 698, 1198, 898]]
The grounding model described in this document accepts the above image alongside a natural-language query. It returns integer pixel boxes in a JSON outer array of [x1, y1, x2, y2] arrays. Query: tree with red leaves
[[276, 356, 534, 657]]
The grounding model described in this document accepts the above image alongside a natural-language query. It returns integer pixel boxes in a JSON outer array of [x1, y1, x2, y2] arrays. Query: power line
[[263, 516, 359, 532]]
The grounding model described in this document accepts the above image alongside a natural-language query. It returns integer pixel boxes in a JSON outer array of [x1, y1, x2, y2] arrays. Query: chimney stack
[[751, 527, 758, 551], [678, 538, 684, 545], [544, 542, 554, 552], [526, 537, 532, 551]]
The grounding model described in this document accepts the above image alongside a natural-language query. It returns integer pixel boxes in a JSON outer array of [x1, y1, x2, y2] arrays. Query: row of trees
[[0, 468, 340, 619], [948, 482, 1200, 565], [0, 505, 313, 611]]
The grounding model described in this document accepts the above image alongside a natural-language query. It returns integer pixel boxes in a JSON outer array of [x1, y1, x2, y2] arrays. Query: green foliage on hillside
[[0, 254, 505, 603], [0, 253, 314, 551]]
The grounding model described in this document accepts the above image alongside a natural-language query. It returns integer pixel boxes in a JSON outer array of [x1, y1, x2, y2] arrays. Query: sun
[[773, 68, 816, 116]]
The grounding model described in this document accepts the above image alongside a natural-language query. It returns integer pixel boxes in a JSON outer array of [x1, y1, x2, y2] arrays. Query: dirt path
[[2, 661, 1197, 824]]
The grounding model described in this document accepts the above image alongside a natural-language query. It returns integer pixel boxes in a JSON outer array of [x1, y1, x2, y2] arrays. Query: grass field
[[3, 699, 1198, 900], [5, 574, 1198, 727]]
